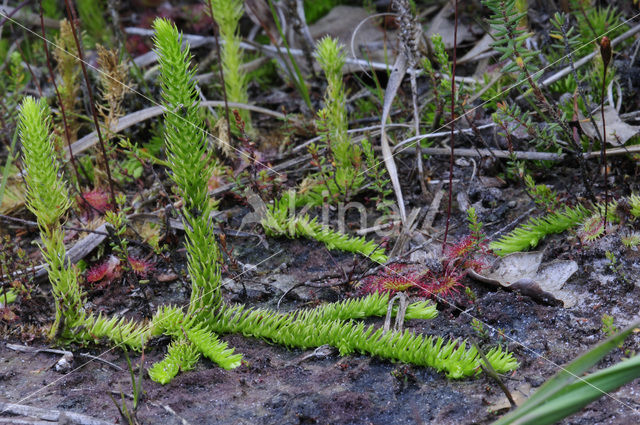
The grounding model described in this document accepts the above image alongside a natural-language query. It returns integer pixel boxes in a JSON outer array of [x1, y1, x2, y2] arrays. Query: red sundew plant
[[415, 265, 465, 300], [86, 255, 155, 285], [444, 235, 490, 273], [128, 256, 155, 278], [579, 215, 606, 243], [78, 188, 112, 218], [359, 263, 417, 295], [359, 260, 467, 302], [359, 209, 494, 302], [86, 255, 121, 285]]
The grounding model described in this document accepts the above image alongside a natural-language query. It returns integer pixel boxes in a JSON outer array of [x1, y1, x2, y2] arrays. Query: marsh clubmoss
[[490, 204, 591, 255], [290, 36, 366, 207], [18, 97, 146, 348], [207, 0, 250, 129], [262, 37, 389, 260], [147, 306, 241, 383], [147, 339, 200, 384], [153, 18, 223, 313], [19, 97, 80, 339], [17, 18, 519, 385], [203, 292, 517, 379], [490, 196, 640, 255], [262, 193, 388, 264]]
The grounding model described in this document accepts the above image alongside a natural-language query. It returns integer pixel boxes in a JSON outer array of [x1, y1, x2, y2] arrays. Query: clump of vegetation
[[5, 0, 640, 422], [147, 20, 515, 382], [76, 0, 112, 45], [524, 175, 561, 212], [422, 33, 474, 129], [7, 16, 520, 388], [292, 36, 367, 206]]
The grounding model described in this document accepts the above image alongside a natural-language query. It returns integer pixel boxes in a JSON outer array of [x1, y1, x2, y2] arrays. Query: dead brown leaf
[[469, 251, 579, 307], [581, 105, 640, 146]]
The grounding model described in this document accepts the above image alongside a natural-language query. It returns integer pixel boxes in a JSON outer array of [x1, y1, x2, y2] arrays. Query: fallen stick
[[394, 145, 640, 161], [0, 5, 59, 29], [0, 418, 57, 424], [538, 22, 640, 90], [124, 27, 479, 85], [0, 402, 116, 425], [63, 101, 287, 158]]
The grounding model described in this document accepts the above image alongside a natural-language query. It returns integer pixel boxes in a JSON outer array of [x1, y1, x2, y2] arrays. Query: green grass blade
[[510, 354, 640, 425], [266, 0, 313, 112], [492, 320, 640, 425]]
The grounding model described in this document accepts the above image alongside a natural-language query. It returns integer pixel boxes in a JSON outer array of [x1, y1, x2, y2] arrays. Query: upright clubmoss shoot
[[316, 36, 352, 167], [152, 18, 222, 313], [18, 97, 83, 339], [18, 99, 149, 349], [206, 0, 250, 129], [295, 36, 365, 206]]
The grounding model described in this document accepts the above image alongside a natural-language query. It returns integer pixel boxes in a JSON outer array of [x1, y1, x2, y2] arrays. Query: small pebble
[[55, 352, 74, 373]]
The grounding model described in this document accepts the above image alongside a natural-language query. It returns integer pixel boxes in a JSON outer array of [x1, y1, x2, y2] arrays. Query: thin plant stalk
[[600, 36, 611, 227], [443, 0, 458, 251], [558, 15, 596, 202], [266, 0, 313, 112], [205, 0, 233, 145], [38, 0, 81, 184], [63, 0, 117, 207]]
